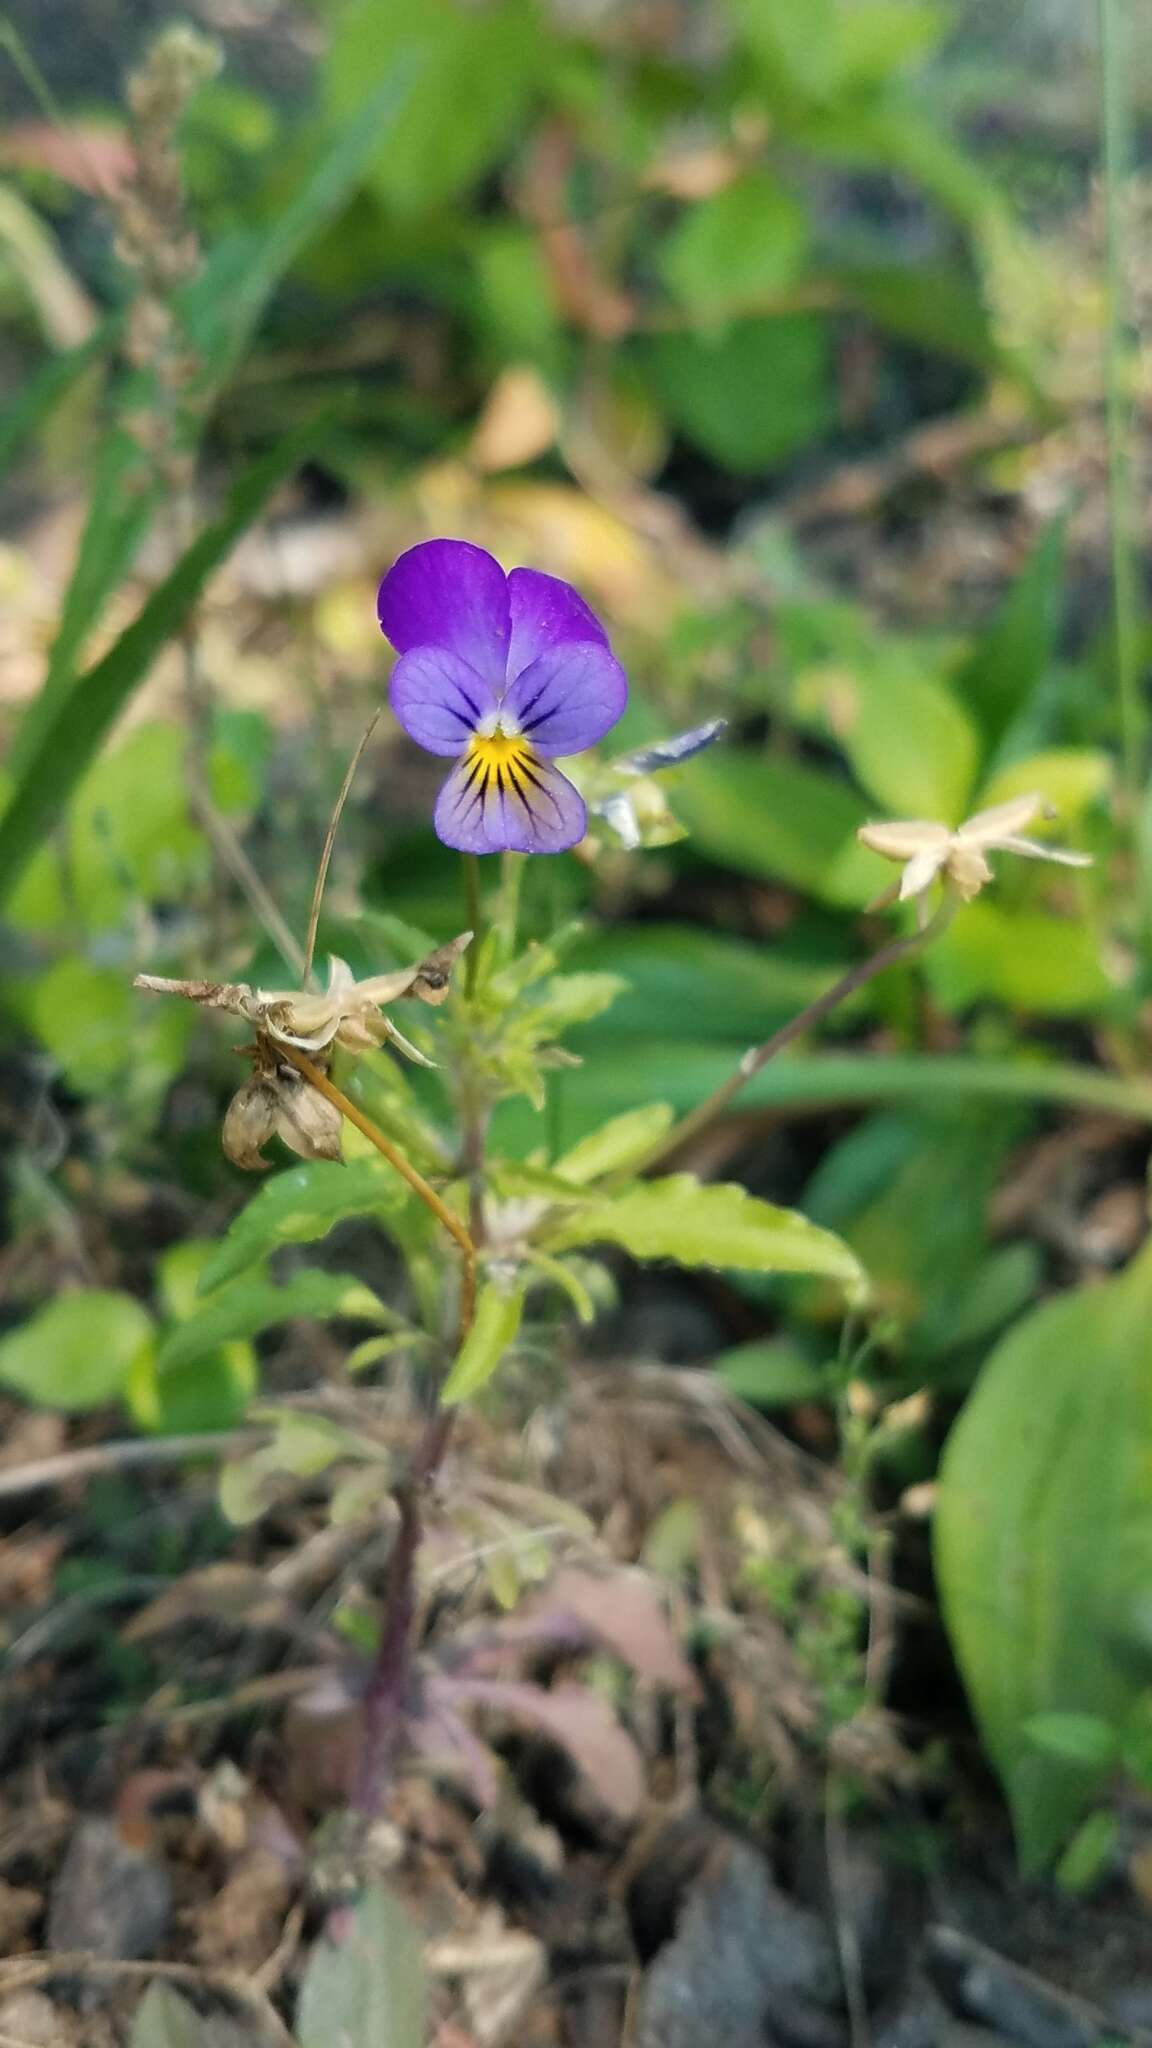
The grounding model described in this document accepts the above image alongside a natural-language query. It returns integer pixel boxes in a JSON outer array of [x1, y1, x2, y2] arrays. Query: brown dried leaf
[[528, 1567, 696, 1692], [123, 1564, 294, 1641], [451, 1677, 645, 1821]]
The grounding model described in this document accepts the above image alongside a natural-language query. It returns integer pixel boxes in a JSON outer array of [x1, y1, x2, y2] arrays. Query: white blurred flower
[[857, 793, 1092, 905]]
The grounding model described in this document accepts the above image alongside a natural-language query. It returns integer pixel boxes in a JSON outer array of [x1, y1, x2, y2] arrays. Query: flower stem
[[633, 898, 956, 1176], [277, 1046, 478, 1823], [1097, 0, 1144, 820], [277, 1045, 476, 1343], [462, 855, 484, 996], [497, 849, 525, 959]]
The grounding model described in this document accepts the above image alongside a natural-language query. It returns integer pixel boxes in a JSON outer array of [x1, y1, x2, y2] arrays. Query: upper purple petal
[[378, 539, 510, 681], [434, 752, 587, 855], [389, 645, 497, 757], [502, 640, 628, 757], [507, 567, 609, 679]]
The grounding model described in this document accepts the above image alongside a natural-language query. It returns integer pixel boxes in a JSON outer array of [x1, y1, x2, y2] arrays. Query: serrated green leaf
[[554, 1104, 675, 1184], [542, 1175, 866, 1300], [935, 1240, 1152, 1872], [0, 1290, 154, 1410], [157, 1270, 384, 1373], [441, 1279, 526, 1404], [200, 1160, 416, 1290], [296, 1885, 426, 2048]]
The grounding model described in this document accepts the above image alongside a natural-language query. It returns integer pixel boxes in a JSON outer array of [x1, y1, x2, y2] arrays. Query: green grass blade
[[0, 317, 117, 478], [0, 416, 326, 909]]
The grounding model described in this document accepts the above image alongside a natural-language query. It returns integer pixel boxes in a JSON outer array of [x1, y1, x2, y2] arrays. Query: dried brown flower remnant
[[136, 935, 471, 1170], [857, 793, 1092, 905]]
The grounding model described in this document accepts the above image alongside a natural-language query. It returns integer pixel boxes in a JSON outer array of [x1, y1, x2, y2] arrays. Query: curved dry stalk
[[634, 897, 956, 1176], [301, 710, 382, 987], [276, 1043, 476, 1344]]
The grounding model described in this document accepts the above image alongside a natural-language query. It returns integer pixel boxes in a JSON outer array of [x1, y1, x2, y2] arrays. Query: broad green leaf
[[929, 902, 1112, 1016], [131, 1982, 219, 2048], [674, 749, 872, 904], [441, 1279, 526, 1404], [979, 748, 1112, 821], [1024, 1714, 1119, 1772], [832, 0, 946, 83], [543, 1175, 866, 1301], [647, 315, 833, 473], [125, 1339, 255, 1436], [156, 1270, 385, 1373], [835, 260, 1002, 372], [327, 0, 539, 214], [570, 925, 836, 1042], [953, 521, 1066, 754], [715, 1338, 832, 1406], [728, 0, 839, 97], [0, 418, 326, 909], [29, 958, 190, 1098], [0, 317, 116, 479], [935, 1239, 1152, 1872], [297, 1885, 426, 2048], [792, 660, 979, 822], [200, 1159, 416, 1290], [0, 1290, 154, 1410], [555, 1104, 675, 1183], [660, 174, 808, 316]]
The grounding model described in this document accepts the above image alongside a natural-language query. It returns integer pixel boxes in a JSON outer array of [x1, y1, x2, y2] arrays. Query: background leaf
[[935, 1239, 1152, 1872], [441, 1279, 526, 1403], [0, 1290, 154, 1410], [297, 1886, 426, 2048]]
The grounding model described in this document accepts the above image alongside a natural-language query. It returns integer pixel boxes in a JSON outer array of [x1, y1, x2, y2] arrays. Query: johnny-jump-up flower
[[857, 793, 1091, 905], [378, 539, 628, 854]]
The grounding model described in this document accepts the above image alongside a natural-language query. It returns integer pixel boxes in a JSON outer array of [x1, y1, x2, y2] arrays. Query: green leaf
[[728, 0, 839, 98], [715, 1337, 832, 1406], [660, 173, 809, 316], [10, 430, 164, 779], [793, 659, 979, 823], [156, 1270, 385, 1373], [296, 1885, 426, 2048], [543, 1175, 867, 1301], [836, 260, 1002, 375], [935, 1240, 1152, 1872], [131, 1981, 219, 2048], [29, 958, 189, 1098], [0, 418, 326, 909], [185, 69, 416, 389], [647, 315, 833, 473], [327, 0, 540, 215], [554, 1104, 675, 1183], [570, 925, 836, 1042], [200, 1159, 416, 1290], [953, 521, 1066, 754], [1055, 1810, 1119, 1896], [929, 902, 1112, 1016], [1024, 1713, 1119, 1772], [441, 1279, 526, 1404], [674, 748, 873, 904], [0, 1290, 154, 1410], [0, 317, 116, 479]]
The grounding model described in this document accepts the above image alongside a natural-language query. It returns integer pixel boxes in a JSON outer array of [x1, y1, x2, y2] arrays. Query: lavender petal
[[434, 751, 587, 854], [389, 645, 497, 757], [614, 717, 728, 776], [377, 538, 510, 682], [502, 640, 628, 758], [507, 565, 609, 679]]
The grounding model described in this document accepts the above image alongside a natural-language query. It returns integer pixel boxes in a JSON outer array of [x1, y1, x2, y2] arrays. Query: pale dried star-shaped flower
[[857, 793, 1092, 904], [135, 934, 471, 1170]]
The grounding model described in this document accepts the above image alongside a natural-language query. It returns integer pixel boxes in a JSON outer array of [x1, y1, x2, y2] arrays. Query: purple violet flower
[[378, 538, 628, 854]]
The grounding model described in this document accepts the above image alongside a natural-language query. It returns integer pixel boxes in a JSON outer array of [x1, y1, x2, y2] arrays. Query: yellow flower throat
[[465, 727, 538, 799]]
